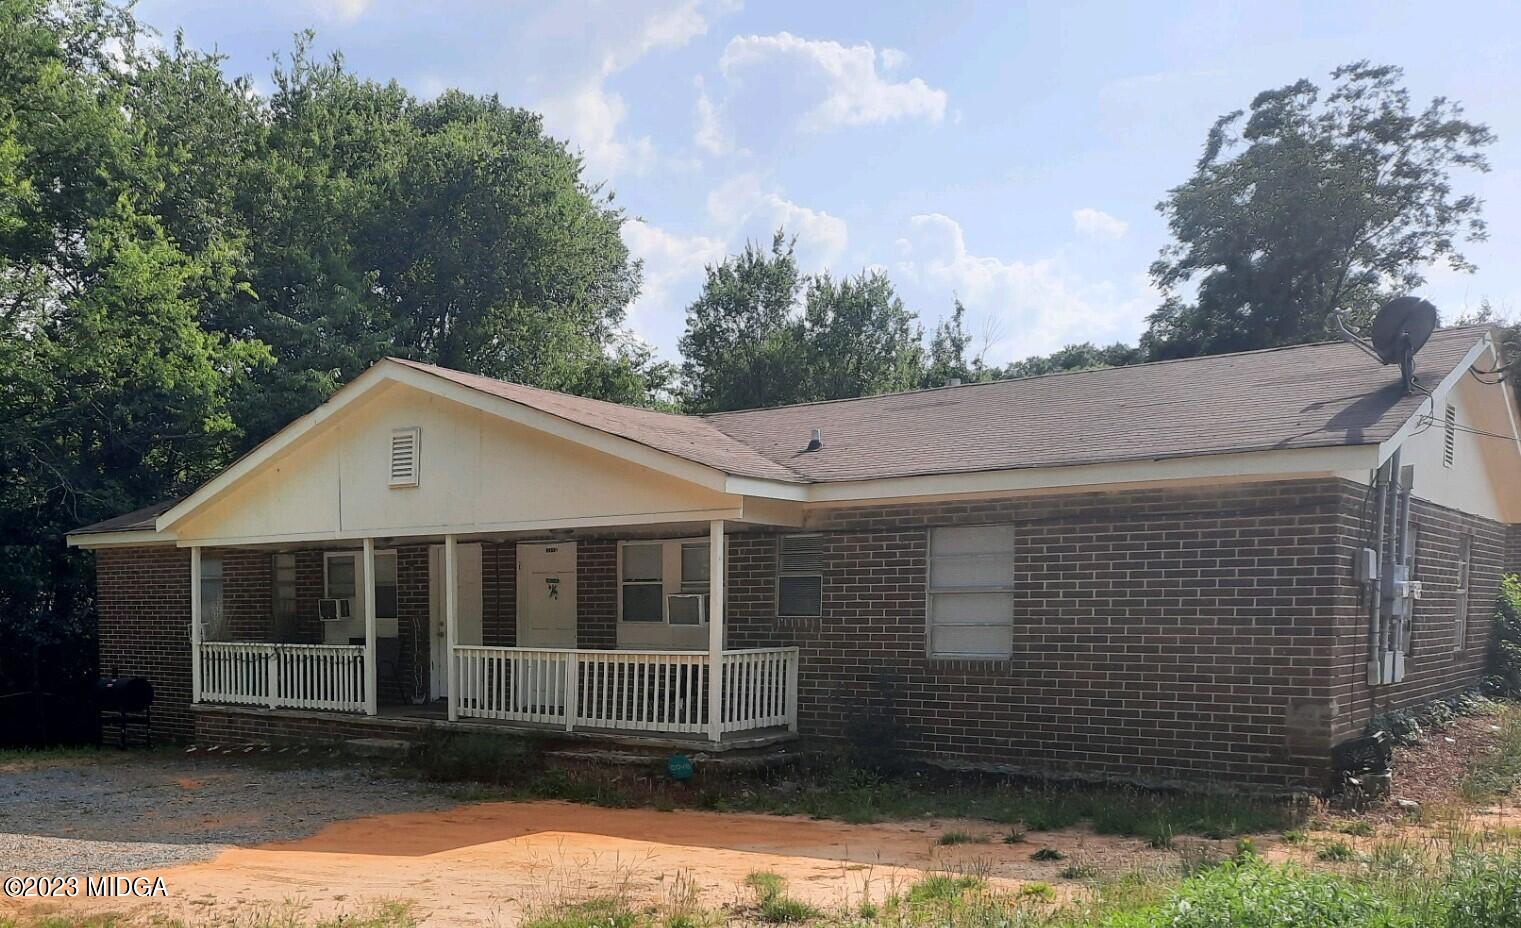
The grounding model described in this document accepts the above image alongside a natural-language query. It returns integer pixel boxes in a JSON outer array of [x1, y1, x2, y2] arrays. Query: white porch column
[[707, 519, 725, 744], [189, 546, 202, 704], [445, 534, 459, 722], [362, 538, 378, 716]]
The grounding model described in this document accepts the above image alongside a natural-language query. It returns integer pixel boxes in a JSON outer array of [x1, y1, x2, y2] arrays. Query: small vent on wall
[[779, 534, 825, 572], [1443, 404, 1456, 468], [390, 427, 421, 487]]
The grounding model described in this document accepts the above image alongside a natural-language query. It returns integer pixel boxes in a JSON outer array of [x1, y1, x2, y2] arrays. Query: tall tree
[[0, 0, 267, 733], [800, 269, 924, 401], [678, 232, 806, 412], [1002, 342, 1145, 379], [922, 299, 992, 387], [1145, 62, 1493, 359]]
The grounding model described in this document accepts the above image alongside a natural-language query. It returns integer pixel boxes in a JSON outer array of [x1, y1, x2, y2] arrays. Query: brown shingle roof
[[388, 358, 806, 483], [706, 325, 1489, 482], [69, 326, 1493, 535], [71, 498, 182, 535]]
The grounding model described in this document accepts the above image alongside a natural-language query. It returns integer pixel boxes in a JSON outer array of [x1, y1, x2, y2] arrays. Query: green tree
[[1003, 342, 1144, 379], [922, 299, 992, 387], [800, 269, 924, 401], [1145, 61, 1493, 359], [678, 232, 806, 412]]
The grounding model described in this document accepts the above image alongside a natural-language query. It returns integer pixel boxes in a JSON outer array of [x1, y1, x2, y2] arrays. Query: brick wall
[[577, 540, 617, 649], [1331, 484, 1510, 739], [747, 479, 1351, 790], [96, 547, 193, 740]]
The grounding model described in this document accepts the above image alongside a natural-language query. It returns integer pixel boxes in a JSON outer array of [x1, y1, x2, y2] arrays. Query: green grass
[[745, 871, 820, 924], [1461, 706, 1521, 801], [710, 767, 1299, 840], [521, 897, 637, 928], [1317, 840, 1358, 862]]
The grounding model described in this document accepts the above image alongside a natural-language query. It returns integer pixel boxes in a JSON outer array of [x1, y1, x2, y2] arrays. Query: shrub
[[1316, 841, 1356, 862], [1031, 847, 1065, 861], [1486, 574, 1521, 697]]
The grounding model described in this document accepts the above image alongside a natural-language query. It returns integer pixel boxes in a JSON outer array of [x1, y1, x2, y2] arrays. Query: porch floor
[[194, 702, 797, 753]]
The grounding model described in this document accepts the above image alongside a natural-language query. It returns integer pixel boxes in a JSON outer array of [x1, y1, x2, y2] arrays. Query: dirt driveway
[[1, 753, 1202, 926]]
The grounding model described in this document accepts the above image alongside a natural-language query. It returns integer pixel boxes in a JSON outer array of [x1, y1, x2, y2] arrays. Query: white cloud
[[894, 213, 1150, 362], [539, 1, 724, 180], [693, 77, 734, 156], [879, 48, 909, 71], [314, 0, 371, 23], [1072, 207, 1128, 240], [706, 173, 848, 268], [622, 219, 727, 339], [719, 32, 947, 131]]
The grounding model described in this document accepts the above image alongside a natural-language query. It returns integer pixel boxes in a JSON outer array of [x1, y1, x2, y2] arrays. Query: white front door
[[428, 543, 483, 701], [517, 542, 578, 647], [516, 542, 577, 710]]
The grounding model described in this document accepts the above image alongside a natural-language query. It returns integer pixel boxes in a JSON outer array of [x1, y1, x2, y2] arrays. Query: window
[[199, 554, 226, 639], [1443, 405, 1457, 468], [272, 552, 298, 624], [620, 543, 664, 622], [777, 535, 824, 618], [673, 543, 710, 625], [927, 524, 1015, 659], [325, 554, 357, 600], [389, 427, 421, 487], [1455, 534, 1472, 650]]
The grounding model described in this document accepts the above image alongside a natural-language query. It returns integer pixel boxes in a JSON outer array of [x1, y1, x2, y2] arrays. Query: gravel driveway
[[0, 750, 450, 875]]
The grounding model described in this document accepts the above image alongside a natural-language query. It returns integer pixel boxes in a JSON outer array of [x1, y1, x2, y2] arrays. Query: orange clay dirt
[[12, 800, 1212, 927]]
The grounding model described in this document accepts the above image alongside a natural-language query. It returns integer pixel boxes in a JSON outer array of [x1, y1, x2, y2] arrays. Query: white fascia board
[[172, 507, 746, 549], [1375, 335, 1500, 467], [731, 443, 1377, 505], [66, 529, 178, 549]]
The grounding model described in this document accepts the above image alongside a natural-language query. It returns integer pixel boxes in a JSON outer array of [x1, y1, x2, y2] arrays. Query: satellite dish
[[1370, 296, 1437, 394]]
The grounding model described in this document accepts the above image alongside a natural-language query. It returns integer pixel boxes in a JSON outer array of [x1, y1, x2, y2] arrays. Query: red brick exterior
[[92, 477, 1516, 789]]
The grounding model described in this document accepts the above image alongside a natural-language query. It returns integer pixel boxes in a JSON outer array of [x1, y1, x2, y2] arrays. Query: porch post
[[362, 537, 378, 716], [445, 534, 459, 722], [707, 519, 725, 744], [189, 546, 202, 705]]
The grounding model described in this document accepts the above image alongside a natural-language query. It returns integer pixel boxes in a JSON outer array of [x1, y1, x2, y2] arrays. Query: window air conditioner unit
[[666, 593, 706, 626], [318, 598, 353, 622]]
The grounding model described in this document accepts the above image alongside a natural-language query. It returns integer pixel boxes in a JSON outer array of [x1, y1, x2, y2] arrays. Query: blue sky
[[136, 0, 1521, 366]]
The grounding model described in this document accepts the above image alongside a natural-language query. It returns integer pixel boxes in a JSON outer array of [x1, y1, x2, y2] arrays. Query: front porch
[[189, 521, 801, 746]]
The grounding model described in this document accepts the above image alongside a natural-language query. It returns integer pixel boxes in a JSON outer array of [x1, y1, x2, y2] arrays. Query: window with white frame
[[1455, 534, 1472, 650], [324, 551, 398, 624], [927, 524, 1015, 659], [777, 534, 824, 618], [674, 542, 710, 625], [617, 539, 711, 625], [620, 542, 665, 622]]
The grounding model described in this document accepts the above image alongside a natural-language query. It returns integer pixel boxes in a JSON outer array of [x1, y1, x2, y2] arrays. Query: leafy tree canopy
[[1144, 61, 1493, 360]]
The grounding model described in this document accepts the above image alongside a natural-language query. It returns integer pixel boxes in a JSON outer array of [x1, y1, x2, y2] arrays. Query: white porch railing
[[453, 646, 798, 738], [199, 642, 367, 713]]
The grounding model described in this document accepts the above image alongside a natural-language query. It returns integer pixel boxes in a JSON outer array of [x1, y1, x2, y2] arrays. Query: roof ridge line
[[700, 324, 1494, 419]]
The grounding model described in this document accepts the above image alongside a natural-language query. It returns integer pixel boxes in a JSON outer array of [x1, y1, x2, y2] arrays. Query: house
[[68, 324, 1521, 790]]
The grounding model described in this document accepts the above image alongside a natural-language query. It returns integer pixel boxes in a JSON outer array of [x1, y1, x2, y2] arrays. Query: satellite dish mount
[[1332, 297, 1437, 395]]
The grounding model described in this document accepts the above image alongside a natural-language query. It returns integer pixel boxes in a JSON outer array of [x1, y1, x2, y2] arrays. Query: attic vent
[[1443, 404, 1456, 468], [778, 533, 825, 572], [389, 427, 421, 487]]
